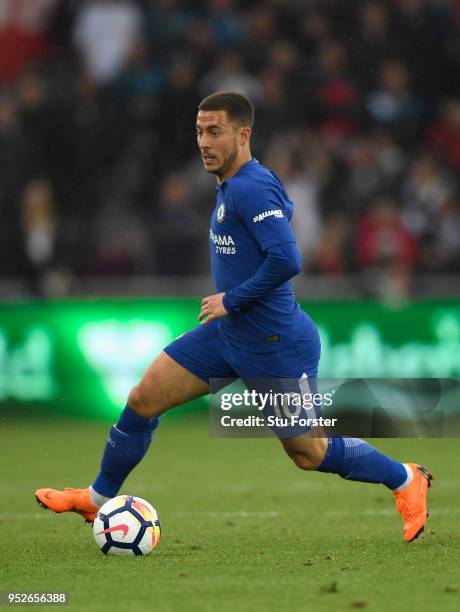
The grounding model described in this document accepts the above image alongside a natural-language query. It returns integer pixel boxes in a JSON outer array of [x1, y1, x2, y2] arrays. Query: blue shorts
[[164, 321, 322, 437], [163, 320, 321, 382]]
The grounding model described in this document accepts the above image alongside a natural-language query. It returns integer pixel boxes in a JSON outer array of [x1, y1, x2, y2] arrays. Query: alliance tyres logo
[[253, 209, 283, 223]]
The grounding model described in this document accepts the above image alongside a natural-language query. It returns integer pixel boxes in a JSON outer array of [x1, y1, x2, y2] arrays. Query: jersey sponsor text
[[210, 229, 236, 254]]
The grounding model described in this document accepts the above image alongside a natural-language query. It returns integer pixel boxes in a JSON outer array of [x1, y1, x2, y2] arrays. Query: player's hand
[[198, 292, 228, 324]]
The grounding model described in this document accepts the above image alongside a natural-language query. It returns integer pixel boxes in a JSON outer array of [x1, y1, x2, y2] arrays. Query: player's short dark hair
[[198, 92, 254, 128]]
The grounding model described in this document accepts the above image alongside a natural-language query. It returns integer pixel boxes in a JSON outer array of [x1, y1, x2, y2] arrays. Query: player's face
[[196, 110, 241, 181]]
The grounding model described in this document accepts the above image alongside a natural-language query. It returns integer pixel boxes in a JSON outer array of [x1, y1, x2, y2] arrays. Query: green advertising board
[[0, 299, 459, 420]]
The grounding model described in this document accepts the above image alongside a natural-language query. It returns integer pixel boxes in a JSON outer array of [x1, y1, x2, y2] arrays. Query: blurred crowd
[[1, 0, 460, 298]]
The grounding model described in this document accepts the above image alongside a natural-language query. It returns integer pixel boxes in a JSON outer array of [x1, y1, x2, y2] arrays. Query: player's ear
[[239, 126, 251, 146]]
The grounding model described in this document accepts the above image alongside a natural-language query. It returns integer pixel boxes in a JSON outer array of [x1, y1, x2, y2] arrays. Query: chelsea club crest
[[217, 202, 225, 223]]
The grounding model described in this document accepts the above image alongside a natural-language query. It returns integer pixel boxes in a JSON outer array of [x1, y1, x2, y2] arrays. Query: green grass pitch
[[0, 413, 459, 612]]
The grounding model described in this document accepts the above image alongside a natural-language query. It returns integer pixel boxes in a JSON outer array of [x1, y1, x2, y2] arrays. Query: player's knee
[[289, 438, 328, 471], [291, 453, 319, 471], [127, 385, 158, 419], [127, 385, 143, 414]]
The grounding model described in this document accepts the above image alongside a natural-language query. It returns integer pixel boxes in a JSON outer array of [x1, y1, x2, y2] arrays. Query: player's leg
[[35, 352, 208, 520], [279, 374, 414, 488], [281, 428, 433, 542], [126, 351, 209, 419], [282, 375, 432, 541], [279, 434, 328, 470], [88, 351, 209, 508], [234, 330, 433, 541], [36, 322, 236, 521]]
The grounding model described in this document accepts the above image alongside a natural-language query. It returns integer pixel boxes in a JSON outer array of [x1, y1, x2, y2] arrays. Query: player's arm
[[223, 177, 301, 312], [224, 181, 302, 313], [198, 242, 300, 323], [222, 241, 300, 314], [199, 181, 301, 323]]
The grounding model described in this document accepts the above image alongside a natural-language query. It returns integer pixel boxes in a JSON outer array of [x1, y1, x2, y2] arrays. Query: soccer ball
[[93, 495, 161, 556]]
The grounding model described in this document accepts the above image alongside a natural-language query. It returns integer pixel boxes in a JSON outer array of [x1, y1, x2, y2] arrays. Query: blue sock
[[92, 405, 159, 498], [317, 437, 407, 490]]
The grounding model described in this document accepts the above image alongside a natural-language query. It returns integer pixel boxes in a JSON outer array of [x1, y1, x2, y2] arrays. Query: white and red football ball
[[93, 495, 161, 556]]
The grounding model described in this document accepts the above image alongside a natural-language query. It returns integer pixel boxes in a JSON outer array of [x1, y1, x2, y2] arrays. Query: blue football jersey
[[209, 158, 317, 352]]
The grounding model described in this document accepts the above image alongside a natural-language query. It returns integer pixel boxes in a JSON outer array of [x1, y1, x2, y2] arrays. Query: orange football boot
[[35, 487, 99, 523], [393, 464, 433, 542]]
